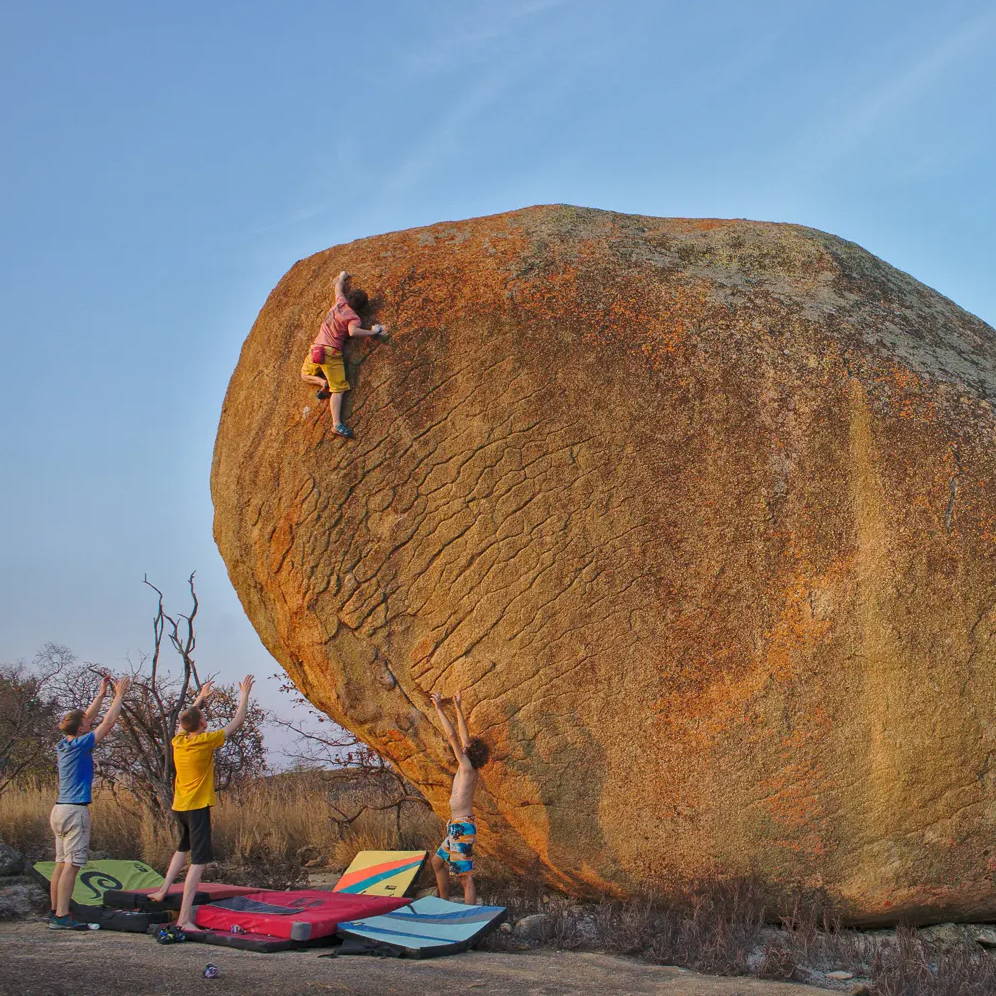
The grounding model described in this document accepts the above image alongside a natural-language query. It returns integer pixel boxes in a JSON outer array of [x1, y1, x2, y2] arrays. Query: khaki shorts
[[301, 346, 349, 394], [50, 803, 92, 866]]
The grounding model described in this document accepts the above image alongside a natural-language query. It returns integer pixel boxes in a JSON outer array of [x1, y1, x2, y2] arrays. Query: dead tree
[[272, 684, 430, 839], [101, 574, 264, 816]]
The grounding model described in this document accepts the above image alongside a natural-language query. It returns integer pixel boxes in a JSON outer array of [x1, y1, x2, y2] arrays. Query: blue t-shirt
[[56, 732, 96, 804]]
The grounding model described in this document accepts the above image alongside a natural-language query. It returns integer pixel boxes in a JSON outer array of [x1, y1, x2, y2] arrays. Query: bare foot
[[147, 891, 167, 904], [176, 921, 198, 933]]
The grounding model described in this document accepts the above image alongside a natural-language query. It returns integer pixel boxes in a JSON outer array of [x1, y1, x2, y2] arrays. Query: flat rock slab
[[0, 922, 827, 995]]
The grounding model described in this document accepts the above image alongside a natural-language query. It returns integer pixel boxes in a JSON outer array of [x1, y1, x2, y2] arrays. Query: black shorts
[[174, 806, 213, 864]]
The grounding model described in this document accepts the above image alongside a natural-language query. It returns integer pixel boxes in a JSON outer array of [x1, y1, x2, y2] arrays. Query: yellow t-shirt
[[171, 729, 226, 811]]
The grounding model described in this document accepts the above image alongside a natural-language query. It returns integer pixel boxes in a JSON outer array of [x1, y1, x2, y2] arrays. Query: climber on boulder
[[301, 270, 388, 439], [429, 691, 490, 905]]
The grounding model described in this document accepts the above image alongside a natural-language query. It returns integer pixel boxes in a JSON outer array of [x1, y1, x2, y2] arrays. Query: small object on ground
[[316, 389, 331, 400], [513, 913, 552, 941], [203, 963, 220, 979], [827, 970, 854, 980], [333, 423, 354, 439], [49, 914, 89, 931], [156, 925, 187, 944], [86, 922, 101, 930]]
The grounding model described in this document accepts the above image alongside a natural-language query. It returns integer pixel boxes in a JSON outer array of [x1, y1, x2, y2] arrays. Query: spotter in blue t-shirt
[[56, 732, 96, 805]]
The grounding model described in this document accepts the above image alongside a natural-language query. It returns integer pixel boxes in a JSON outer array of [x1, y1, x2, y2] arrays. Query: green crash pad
[[32, 859, 169, 932], [33, 859, 164, 906]]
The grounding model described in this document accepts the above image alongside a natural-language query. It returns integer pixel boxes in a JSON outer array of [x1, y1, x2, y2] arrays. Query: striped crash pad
[[194, 889, 409, 941], [335, 896, 507, 957], [333, 851, 426, 897]]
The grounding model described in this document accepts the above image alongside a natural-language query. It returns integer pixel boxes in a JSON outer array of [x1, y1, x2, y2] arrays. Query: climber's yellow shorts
[[301, 347, 349, 394]]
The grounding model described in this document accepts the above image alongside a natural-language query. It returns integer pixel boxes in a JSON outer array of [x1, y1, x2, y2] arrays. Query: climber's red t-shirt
[[314, 294, 360, 352]]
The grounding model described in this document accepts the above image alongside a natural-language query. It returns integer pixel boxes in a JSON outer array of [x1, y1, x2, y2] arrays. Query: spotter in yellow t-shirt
[[171, 729, 226, 811]]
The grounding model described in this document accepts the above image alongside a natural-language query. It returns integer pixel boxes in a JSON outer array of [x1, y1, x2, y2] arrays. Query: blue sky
[[1, 0, 994, 746]]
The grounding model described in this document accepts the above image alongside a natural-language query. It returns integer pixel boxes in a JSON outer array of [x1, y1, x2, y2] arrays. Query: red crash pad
[[104, 882, 260, 911], [194, 889, 409, 941]]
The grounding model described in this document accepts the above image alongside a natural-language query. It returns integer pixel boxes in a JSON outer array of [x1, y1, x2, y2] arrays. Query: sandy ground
[[0, 921, 830, 996]]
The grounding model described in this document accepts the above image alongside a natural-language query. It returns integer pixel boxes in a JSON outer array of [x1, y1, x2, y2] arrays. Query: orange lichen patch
[[669, 218, 737, 233], [762, 574, 835, 679], [756, 712, 833, 857]]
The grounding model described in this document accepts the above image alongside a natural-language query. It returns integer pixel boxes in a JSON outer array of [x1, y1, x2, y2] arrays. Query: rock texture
[[0, 842, 24, 878], [0, 876, 47, 920], [212, 205, 996, 923]]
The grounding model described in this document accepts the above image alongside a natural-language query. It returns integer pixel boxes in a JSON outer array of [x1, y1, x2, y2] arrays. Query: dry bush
[[870, 926, 996, 996], [596, 877, 772, 975], [480, 875, 996, 993], [512, 875, 773, 975], [480, 874, 891, 986]]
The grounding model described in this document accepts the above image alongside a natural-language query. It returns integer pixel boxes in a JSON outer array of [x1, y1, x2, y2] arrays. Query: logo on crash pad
[[79, 870, 123, 901]]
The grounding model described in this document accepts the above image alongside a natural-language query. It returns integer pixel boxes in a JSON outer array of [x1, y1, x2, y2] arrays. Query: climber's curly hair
[[465, 737, 490, 769]]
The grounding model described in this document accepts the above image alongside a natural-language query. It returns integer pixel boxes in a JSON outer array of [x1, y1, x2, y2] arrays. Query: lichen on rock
[[212, 205, 996, 923]]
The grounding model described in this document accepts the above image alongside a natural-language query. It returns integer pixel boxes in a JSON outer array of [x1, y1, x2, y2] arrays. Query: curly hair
[[465, 737, 490, 769], [347, 288, 368, 312]]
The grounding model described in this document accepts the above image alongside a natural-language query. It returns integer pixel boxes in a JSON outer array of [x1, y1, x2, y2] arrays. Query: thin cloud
[[380, 70, 515, 197], [800, 8, 996, 163], [402, 0, 571, 75]]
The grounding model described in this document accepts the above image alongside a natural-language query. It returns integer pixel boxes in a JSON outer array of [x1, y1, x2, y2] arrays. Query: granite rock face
[[212, 206, 996, 923]]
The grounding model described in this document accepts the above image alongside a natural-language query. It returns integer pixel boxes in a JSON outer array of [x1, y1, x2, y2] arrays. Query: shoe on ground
[[49, 914, 88, 930], [333, 423, 354, 438]]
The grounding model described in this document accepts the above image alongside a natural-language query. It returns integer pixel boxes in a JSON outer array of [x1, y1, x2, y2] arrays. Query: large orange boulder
[[212, 206, 996, 923]]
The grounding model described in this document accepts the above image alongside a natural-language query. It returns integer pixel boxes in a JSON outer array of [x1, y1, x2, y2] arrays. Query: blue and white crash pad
[[334, 896, 507, 958]]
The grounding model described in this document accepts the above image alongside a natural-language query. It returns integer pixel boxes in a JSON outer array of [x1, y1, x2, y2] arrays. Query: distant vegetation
[[0, 768, 439, 886], [0, 574, 436, 885]]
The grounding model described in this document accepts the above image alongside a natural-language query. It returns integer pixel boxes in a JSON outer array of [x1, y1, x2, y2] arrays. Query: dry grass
[[0, 781, 152, 860], [478, 876, 996, 995], [870, 927, 996, 996], [0, 771, 441, 882]]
